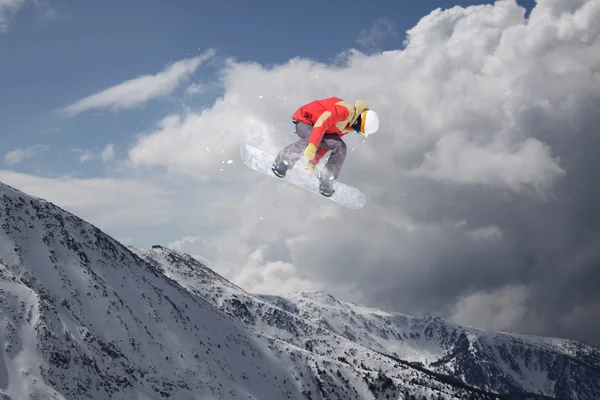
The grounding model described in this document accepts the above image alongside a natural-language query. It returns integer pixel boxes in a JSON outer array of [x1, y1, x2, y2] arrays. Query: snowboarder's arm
[[313, 147, 328, 164]]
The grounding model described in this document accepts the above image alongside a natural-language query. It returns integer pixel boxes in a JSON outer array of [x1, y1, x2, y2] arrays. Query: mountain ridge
[[0, 180, 598, 399], [133, 244, 600, 399]]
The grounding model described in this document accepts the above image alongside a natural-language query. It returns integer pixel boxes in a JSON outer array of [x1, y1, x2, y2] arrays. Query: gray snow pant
[[274, 122, 347, 180]]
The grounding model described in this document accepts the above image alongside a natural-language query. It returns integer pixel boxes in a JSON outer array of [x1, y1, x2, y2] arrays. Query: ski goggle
[[351, 111, 368, 135]]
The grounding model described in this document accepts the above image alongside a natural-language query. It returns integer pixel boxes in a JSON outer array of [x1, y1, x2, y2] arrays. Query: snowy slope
[[1, 178, 598, 400], [261, 292, 600, 400], [133, 246, 501, 400], [134, 245, 600, 400], [0, 183, 315, 400], [0, 181, 500, 400]]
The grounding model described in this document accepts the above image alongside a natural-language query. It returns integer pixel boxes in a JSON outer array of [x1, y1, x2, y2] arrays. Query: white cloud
[[357, 17, 397, 48], [450, 285, 530, 331], [127, 103, 276, 180], [4, 0, 600, 345], [4, 145, 48, 166], [168, 236, 216, 267], [117, 0, 600, 308], [0, 0, 25, 32], [0, 170, 181, 231], [124, 0, 594, 198], [60, 50, 215, 116], [410, 134, 566, 195], [232, 245, 323, 296]]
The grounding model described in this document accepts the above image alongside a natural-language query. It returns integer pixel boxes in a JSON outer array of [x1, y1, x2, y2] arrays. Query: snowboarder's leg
[[319, 135, 347, 179], [316, 135, 347, 196], [272, 122, 313, 177]]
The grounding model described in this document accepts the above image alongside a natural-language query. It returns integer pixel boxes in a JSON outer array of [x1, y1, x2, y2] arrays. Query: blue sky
[[1, 0, 534, 178], [3, 0, 600, 347]]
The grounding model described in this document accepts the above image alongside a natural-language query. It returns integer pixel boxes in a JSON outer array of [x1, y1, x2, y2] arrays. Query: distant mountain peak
[[296, 290, 339, 302]]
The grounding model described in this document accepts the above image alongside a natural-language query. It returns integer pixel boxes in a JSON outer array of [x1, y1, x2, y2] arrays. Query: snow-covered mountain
[[260, 292, 600, 399], [0, 179, 598, 400], [0, 182, 316, 400], [133, 245, 600, 400]]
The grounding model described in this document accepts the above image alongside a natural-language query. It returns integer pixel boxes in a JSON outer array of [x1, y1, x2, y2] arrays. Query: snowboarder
[[271, 97, 379, 197]]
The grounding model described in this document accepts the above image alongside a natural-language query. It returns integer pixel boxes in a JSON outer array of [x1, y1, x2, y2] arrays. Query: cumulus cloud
[[4, 145, 48, 166], [122, 0, 600, 347], [127, 107, 273, 180], [60, 50, 215, 116], [168, 236, 217, 267], [5, 0, 600, 348], [232, 245, 323, 295], [410, 134, 566, 195]]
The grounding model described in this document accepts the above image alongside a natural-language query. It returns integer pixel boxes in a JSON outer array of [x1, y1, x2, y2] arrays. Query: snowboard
[[240, 144, 366, 210]]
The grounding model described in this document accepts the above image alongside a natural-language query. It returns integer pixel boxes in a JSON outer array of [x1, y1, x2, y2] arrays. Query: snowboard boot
[[318, 176, 335, 197], [271, 160, 288, 178]]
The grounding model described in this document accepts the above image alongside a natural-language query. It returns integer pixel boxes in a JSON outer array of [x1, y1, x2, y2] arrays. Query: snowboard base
[[240, 144, 366, 210]]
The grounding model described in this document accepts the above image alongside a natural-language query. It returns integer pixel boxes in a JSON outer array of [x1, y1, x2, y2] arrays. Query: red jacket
[[292, 97, 367, 146]]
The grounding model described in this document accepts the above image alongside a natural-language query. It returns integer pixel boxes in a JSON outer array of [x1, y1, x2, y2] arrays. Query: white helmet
[[357, 109, 379, 137], [363, 109, 379, 137]]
